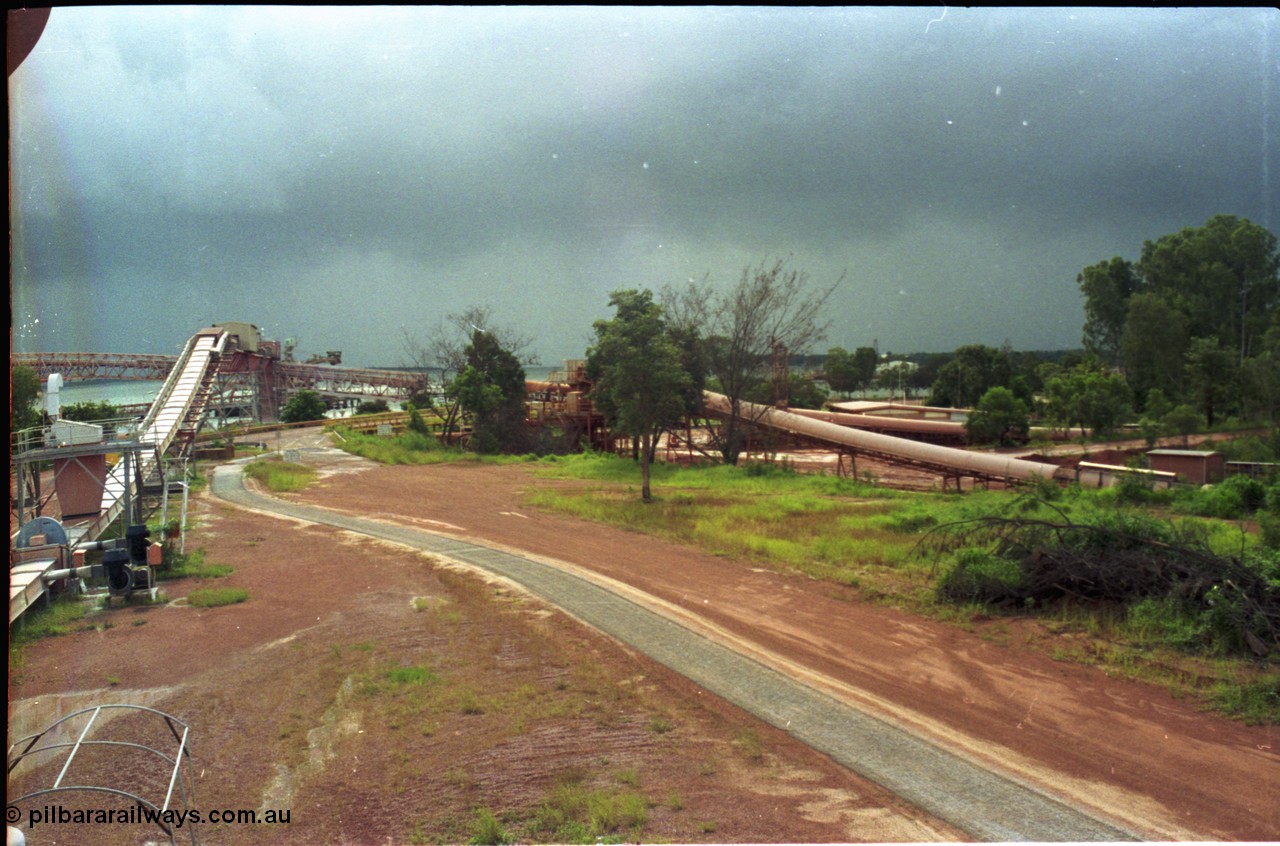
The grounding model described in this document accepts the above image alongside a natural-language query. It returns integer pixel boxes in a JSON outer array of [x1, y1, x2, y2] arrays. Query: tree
[[60, 400, 120, 423], [850, 346, 879, 396], [281, 390, 329, 423], [746, 373, 828, 410], [1138, 387, 1174, 446], [1078, 216, 1279, 424], [965, 387, 1030, 446], [403, 305, 537, 443], [406, 405, 431, 435], [1119, 292, 1189, 406], [928, 344, 1012, 409], [663, 258, 839, 465], [1183, 337, 1238, 428], [448, 328, 527, 454], [1138, 215, 1279, 363], [1239, 322, 1280, 425], [354, 399, 390, 416], [823, 347, 859, 395], [825, 346, 878, 397], [1041, 363, 1131, 436], [588, 289, 693, 502], [1078, 257, 1139, 367], [11, 364, 42, 433], [1162, 405, 1204, 447]]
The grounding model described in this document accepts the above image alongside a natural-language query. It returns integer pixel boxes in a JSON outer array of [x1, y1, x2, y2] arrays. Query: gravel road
[[213, 461, 1137, 842]]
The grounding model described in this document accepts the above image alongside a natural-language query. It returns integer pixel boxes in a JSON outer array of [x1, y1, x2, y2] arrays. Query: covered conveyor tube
[[701, 392, 1069, 484]]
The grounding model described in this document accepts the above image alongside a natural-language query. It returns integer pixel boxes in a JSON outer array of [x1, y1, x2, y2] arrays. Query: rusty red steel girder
[[11, 351, 178, 381]]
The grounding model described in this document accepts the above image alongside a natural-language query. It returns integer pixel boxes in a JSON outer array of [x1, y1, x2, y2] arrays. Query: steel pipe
[[702, 392, 1068, 483]]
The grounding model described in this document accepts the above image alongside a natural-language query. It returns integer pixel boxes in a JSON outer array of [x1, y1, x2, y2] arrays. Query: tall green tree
[[1077, 216, 1279, 429], [1183, 337, 1238, 428], [1078, 257, 1139, 367], [823, 347, 859, 395], [588, 289, 693, 502], [403, 305, 537, 443], [850, 346, 879, 396], [823, 346, 877, 396], [1138, 215, 1279, 363], [1119, 292, 1189, 406], [449, 329, 527, 454], [1239, 322, 1280, 424], [1040, 362, 1131, 436]]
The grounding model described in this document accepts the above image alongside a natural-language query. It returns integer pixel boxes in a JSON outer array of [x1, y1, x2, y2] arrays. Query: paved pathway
[[212, 462, 1136, 842]]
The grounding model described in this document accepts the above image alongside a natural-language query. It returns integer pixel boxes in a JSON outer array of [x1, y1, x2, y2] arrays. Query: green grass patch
[[528, 454, 922, 588], [10, 594, 96, 644], [244, 457, 317, 492], [354, 663, 442, 697], [185, 586, 249, 608], [385, 665, 440, 686], [155, 546, 234, 581], [529, 778, 649, 843], [334, 429, 542, 467], [1206, 673, 1280, 724]]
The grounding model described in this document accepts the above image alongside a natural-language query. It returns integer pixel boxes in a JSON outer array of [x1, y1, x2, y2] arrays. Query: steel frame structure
[[7, 704, 200, 846], [11, 352, 178, 382], [276, 362, 427, 404]]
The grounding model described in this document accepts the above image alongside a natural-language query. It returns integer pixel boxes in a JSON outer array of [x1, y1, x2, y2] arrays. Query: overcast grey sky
[[10, 6, 1278, 366]]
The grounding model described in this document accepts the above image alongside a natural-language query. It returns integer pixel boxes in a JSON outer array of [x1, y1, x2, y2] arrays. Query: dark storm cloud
[[10, 7, 1277, 364]]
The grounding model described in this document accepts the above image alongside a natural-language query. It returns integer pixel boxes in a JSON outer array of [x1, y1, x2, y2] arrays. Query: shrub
[[1176, 474, 1269, 519], [1126, 597, 1209, 649], [281, 390, 328, 423], [407, 406, 431, 435], [937, 548, 1026, 604], [965, 386, 1030, 445], [1260, 511, 1280, 551], [468, 808, 507, 845], [1207, 674, 1280, 725]]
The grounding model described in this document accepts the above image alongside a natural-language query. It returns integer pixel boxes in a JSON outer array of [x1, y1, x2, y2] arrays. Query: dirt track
[[211, 462, 1130, 841], [283, 445, 1278, 841], [9, 438, 965, 844], [8, 432, 1278, 843]]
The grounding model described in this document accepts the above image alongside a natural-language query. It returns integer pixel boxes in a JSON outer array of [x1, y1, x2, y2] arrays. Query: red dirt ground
[[8, 432, 1277, 844], [291, 453, 1278, 842], [8, 449, 962, 844]]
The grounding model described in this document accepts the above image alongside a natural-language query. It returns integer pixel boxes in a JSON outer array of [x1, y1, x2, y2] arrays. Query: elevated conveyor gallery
[[79, 328, 228, 545], [10, 328, 228, 624]]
